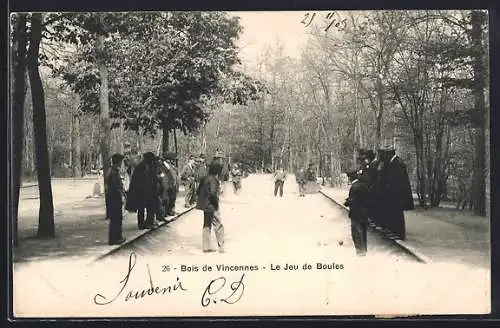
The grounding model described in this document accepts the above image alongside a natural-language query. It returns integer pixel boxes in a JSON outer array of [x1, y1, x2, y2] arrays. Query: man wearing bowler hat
[[106, 153, 127, 244], [376, 147, 414, 240]]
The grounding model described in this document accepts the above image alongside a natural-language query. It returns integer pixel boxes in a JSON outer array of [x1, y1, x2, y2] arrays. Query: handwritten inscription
[[93, 252, 344, 307], [201, 274, 246, 307], [93, 252, 187, 305], [301, 12, 348, 32]]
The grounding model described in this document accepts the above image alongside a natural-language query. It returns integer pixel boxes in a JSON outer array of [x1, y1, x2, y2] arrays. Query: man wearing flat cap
[[343, 169, 370, 256], [106, 153, 127, 244], [161, 152, 179, 216], [181, 155, 197, 208], [195, 154, 208, 198]]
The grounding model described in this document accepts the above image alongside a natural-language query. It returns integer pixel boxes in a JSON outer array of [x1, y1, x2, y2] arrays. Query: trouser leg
[[203, 211, 213, 251], [279, 181, 284, 197], [108, 209, 123, 244], [212, 210, 225, 250], [351, 219, 367, 255], [137, 207, 145, 229], [145, 205, 155, 226]]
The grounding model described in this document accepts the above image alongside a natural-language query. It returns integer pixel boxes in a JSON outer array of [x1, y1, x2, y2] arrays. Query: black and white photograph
[[9, 10, 491, 317]]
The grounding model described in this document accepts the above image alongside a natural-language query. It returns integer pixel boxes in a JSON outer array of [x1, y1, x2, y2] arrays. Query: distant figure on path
[[162, 152, 180, 216], [106, 153, 127, 245], [196, 162, 225, 253], [273, 167, 287, 197], [230, 163, 243, 194], [343, 170, 370, 256], [181, 155, 197, 208], [296, 168, 307, 197]]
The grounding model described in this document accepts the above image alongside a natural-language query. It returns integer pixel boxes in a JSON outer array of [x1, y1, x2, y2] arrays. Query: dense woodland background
[[10, 11, 489, 244]]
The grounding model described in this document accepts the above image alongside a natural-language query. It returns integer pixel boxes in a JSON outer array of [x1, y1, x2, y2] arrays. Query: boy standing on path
[[343, 170, 370, 256], [196, 162, 225, 253], [106, 154, 127, 245], [273, 167, 287, 197]]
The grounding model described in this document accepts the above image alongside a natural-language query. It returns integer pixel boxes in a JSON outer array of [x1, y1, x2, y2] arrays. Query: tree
[[11, 13, 29, 245], [27, 13, 55, 237]]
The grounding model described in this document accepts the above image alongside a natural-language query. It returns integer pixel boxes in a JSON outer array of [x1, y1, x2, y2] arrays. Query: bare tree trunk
[[374, 77, 385, 149], [174, 129, 178, 167], [136, 127, 143, 151], [27, 13, 55, 238], [71, 114, 82, 177], [161, 124, 170, 156], [414, 136, 427, 208], [471, 10, 486, 216], [11, 13, 28, 246], [96, 26, 112, 221], [119, 118, 124, 154]]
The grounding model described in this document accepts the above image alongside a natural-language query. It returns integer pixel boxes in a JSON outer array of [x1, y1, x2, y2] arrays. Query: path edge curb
[[93, 206, 196, 262], [319, 189, 432, 264]]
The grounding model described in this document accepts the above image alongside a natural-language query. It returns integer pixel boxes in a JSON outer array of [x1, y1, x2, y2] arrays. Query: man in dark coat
[[344, 170, 370, 256], [181, 155, 197, 207], [161, 152, 179, 216], [377, 148, 414, 240], [196, 162, 225, 253], [195, 154, 208, 197], [106, 154, 127, 245], [357, 149, 380, 228], [156, 159, 173, 221], [306, 163, 316, 181], [126, 152, 159, 230]]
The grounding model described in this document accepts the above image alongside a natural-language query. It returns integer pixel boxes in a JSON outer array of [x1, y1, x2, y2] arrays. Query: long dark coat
[[196, 174, 220, 212], [385, 156, 414, 211], [125, 160, 158, 212]]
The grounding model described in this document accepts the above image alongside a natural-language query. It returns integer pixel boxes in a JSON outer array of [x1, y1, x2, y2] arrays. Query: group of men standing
[[344, 147, 414, 256], [104, 147, 230, 252]]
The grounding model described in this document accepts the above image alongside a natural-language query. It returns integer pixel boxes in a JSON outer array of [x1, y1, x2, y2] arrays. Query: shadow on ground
[[13, 189, 187, 263]]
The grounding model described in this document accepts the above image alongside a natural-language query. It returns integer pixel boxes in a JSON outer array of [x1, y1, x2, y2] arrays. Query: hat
[[143, 152, 157, 163], [361, 149, 375, 161], [111, 153, 125, 164], [346, 170, 359, 181], [165, 152, 177, 161]]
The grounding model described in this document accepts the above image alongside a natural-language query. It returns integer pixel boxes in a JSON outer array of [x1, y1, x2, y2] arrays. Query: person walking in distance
[[343, 170, 370, 256], [273, 167, 287, 197], [196, 162, 225, 253], [296, 167, 307, 197], [181, 155, 197, 208], [106, 154, 127, 245], [230, 163, 243, 195]]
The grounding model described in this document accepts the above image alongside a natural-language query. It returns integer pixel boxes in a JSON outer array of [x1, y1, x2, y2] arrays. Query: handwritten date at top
[[301, 12, 348, 32], [201, 274, 246, 307]]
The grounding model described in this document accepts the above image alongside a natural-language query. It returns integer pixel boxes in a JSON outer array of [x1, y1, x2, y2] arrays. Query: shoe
[[203, 249, 217, 253], [184, 204, 190, 208], [109, 237, 127, 245], [219, 247, 225, 253], [144, 222, 159, 229], [138, 224, 146, 230], [157, 217, 167, 222]]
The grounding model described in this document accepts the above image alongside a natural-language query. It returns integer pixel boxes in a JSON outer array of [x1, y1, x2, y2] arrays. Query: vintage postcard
[[10, 10, 491, 318]]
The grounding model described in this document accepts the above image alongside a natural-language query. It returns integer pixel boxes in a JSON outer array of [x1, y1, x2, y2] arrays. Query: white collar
[[390, 154, 397, 163]]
